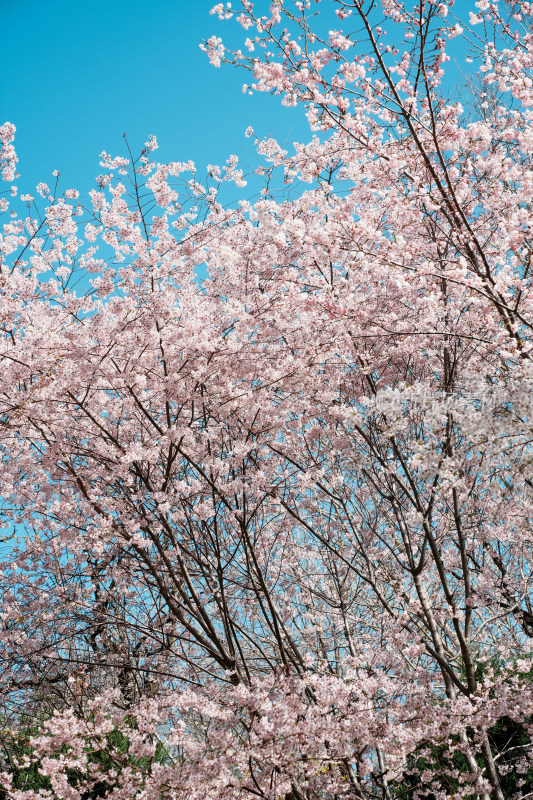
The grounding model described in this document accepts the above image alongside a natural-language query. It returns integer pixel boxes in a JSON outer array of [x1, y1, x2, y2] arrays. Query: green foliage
[[0, 724, 52, 797], [392, 717, 533, 799], [0, 713, 171, 800], [487, 716, 533, 799], [388, 655, 533, 799]]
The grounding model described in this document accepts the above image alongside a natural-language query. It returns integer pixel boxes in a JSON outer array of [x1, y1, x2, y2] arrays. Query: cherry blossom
[[1, 1, 533, 798]]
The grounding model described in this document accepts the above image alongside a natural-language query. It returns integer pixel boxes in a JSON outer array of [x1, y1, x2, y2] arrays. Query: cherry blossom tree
[[1, 0, 533, 798]]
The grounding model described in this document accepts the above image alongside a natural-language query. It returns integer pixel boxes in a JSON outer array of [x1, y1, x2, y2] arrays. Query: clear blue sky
[[2, 0, 477, 199], [1, 0, 308, 195]]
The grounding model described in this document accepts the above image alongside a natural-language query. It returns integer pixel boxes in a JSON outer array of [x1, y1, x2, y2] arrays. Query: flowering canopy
[[1, 1, 533, 798]]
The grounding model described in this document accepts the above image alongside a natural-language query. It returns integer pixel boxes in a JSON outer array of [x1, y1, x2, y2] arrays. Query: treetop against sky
[[2, 0, 308, 198], [1, 1, 533, 799], [3, 0, 477, 199]]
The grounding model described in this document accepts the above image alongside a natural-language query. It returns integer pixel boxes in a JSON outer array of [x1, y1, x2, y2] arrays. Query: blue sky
[[2, 0, 478, 199], [1, 0, 309, 196]]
